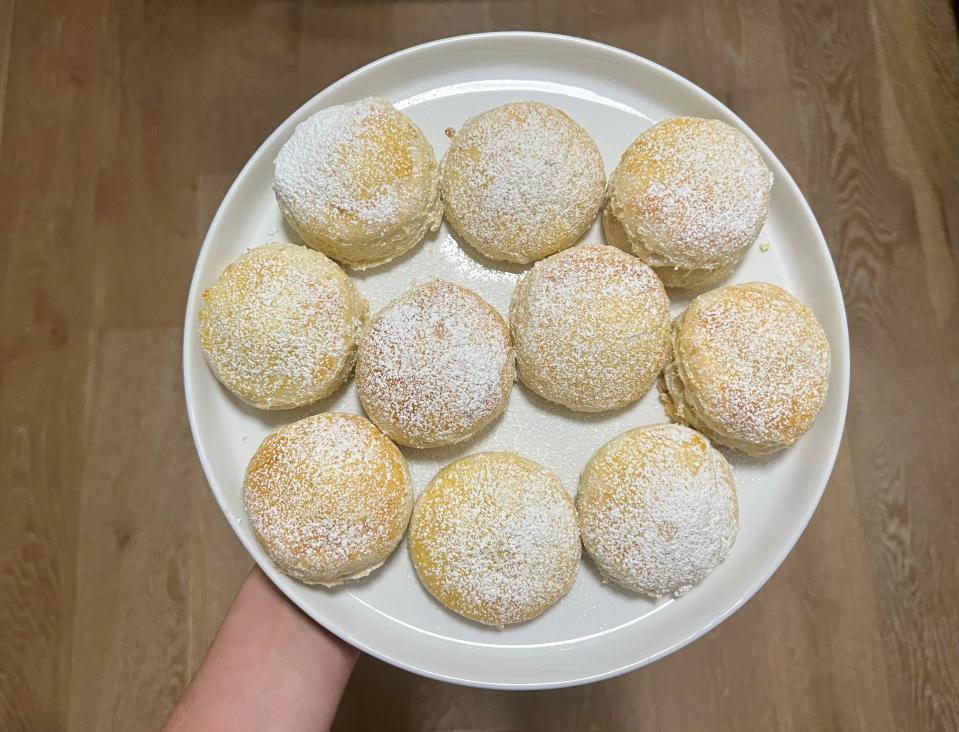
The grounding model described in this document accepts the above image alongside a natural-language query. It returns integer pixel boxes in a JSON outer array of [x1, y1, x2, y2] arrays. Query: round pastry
[[198, 243, 367, 410], [604, 117, 773, 288], [273, 97, 442, 269], [409, 452, 580, 627], [577, 424, 738, 597], [509, 243, 671, 412], [356, 281, 514, 448], [660, 281, 831, 455], [244, 413, 413, 586], [440, 101, 606, 264]]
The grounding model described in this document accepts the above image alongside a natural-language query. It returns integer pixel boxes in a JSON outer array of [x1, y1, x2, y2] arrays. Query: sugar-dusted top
[[244, 413, 412, 585], [608, 117, 773, 269], [676, 281, 831, 448], [578, 423, 738, 597], [198, 243, 366, 409], [409, 452, 581, 627], [273, 97, 440, 266], [356, 281, 514, 447], [441, 101, 606, 263], [510, 244, 671, 411]]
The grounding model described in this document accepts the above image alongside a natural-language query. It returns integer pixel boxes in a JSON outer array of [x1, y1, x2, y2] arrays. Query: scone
[[509, 243, 671, 412], [198, 243, 367, 410], [409, 452, 581, 627], [660, 282, 831, 455], [273, 97, 442, 269], [244, 413, 412, 586], [440, 101, 605, 264], [578, 424, 738, 597], [604, 117, 773, 288], [356, 281, 514, 448]]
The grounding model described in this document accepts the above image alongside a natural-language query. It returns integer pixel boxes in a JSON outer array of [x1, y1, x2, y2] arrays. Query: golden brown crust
[[602, 206, 741, 289], [273, 97, 442, 269], [356, 281, 514, 448], [605, 117, 772, 286], [660, 282, 831, 454], [198, 243, 367, 410], [244, 413, 412, 586], [577, 424, 738, 597], [409, 452, 580, 627], [509, 244, 671, 412], [440, 101, 605, 264]]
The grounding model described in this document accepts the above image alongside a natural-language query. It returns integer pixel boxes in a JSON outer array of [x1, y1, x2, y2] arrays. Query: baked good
[[408, 452, 580, 627], [577, 424, 738, 597], [356, 281, 514, 448], [660, 281, 831, 455], [244, 413, 412, 586], [509, 243, 671, 412], [198, 243, 367, 410], [440, 101, 605, 263], [273, 97, 442, 269], [603, 117, 773, 288]]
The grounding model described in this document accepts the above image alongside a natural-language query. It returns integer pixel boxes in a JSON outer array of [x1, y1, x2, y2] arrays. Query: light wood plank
[[67, 329, 194, 730]]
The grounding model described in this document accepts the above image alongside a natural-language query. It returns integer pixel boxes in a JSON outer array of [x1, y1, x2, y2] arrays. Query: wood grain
[[0, 1, 957, 730]]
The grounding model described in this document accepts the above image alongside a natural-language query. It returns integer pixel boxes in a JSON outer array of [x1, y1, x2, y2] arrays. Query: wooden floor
[[1, 1, 958, 730]]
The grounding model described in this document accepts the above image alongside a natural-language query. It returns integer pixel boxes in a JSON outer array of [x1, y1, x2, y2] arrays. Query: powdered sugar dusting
[[274, 98, 411, 228], [578, 424, 738, 597], [272, 96, 442, 269], [664, 282, 831, 452], [510, 244, 671, 411], [356, 281, 514, 447], [198, 243, 366, 409], [410, 452, 580, 626], [441, 101, 605, 262], [608, 117, 773, 270], [244, 413, 412, 585]]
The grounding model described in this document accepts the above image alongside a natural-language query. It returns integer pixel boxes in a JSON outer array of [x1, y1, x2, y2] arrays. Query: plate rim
[[183, 30, 850, 689]]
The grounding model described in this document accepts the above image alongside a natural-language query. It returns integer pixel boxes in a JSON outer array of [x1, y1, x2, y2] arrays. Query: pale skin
[[164, 568, 359, 732]]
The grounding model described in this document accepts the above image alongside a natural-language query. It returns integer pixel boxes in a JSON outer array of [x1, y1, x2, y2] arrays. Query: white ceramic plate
[[184, 32, 849, 689]]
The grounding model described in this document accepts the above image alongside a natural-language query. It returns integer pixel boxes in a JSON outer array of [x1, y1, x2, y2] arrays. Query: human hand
[[164, 567, 359, 732]]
